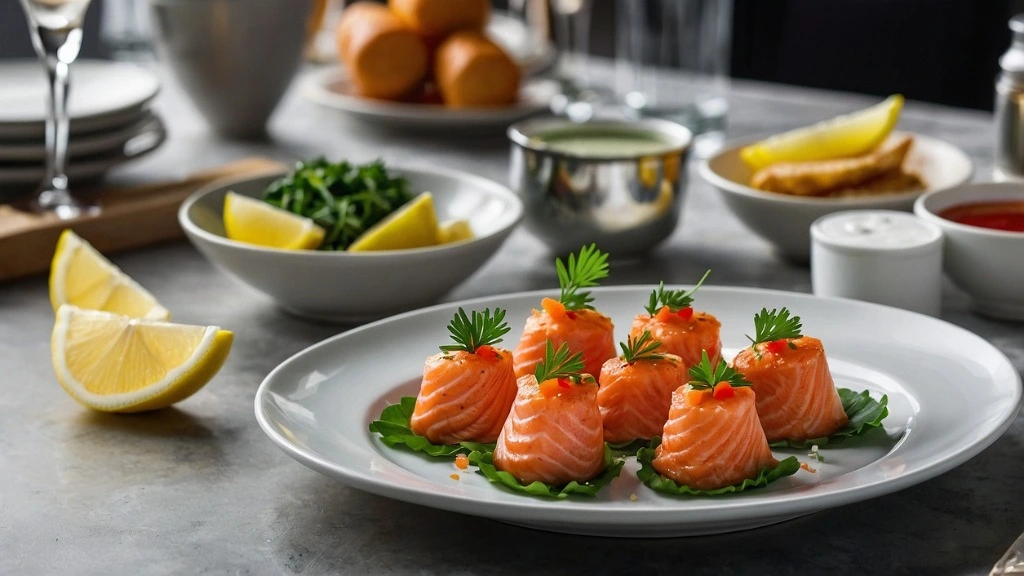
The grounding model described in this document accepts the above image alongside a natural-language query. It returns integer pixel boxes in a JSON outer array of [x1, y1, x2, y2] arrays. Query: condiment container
[[995, 14, 1024, 182], [507, 117, 692, 256], [810, 210, 944, 316]]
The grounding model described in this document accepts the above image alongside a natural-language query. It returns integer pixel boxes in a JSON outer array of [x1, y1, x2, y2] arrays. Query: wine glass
[[18, 0, 98, 219]]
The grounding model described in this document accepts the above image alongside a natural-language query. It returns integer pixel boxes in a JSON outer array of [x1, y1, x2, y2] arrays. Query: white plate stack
[[0, 59, 166, 191]]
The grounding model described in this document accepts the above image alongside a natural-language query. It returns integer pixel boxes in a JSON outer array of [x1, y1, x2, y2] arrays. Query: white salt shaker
[[810, 210, 944, 316]]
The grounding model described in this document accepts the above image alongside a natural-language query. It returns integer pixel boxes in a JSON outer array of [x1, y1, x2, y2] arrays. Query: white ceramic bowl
[[914, 182, 1024, 321], [699, 132, 974, 261], [179, 166, 524, 322]]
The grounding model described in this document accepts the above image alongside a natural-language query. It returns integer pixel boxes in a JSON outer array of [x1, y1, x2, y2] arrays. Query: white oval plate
[[0, 60, 160, 139], [0, 113, 162, 162], [254, 286, 1021, 537], [301, 68, 557, 132]]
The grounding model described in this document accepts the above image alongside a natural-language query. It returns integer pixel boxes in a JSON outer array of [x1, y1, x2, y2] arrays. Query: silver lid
[[1001, 14, 1024, 79]]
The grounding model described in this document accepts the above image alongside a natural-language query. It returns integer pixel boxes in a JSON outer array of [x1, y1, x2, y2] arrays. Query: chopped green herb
[[643, 270, 711, 315], [556, 244, 610, 311], [439, 307, 510, 354]]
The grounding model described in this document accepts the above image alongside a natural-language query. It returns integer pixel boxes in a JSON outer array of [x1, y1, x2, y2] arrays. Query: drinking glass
[[100, 0, 152, 60], [549, 0, 606, 123], [18, 0, 98, 219], [615, 0, 733, 157]]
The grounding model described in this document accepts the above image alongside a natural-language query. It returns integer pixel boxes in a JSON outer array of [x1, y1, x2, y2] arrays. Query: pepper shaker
[[995, 14, 1024, 182]]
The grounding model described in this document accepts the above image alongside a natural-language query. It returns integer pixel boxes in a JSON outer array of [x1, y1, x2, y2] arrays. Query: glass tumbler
[[615, 0, 733, 157]]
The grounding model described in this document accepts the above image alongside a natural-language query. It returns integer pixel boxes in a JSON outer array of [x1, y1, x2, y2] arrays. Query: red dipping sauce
[[938, 201, 1024, 233]]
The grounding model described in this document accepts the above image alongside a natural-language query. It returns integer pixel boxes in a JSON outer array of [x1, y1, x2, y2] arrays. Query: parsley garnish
[[687, 350, 752, 391], [534, 341, 586, 383], [556, 244, 610, 311], [643, 270, 711, 315], [620, 331, 665, 364], [745, 307, 803, 346], [439, 307, 510, 354]]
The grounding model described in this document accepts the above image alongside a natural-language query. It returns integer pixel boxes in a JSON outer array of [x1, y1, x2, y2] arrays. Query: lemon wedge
[[740, 94, 904, 170], [51, 305, 233, 413], [49, 229, 170, 320], [348, 192, 439, 251], [223, 192, 325, 250], [439, 219, 474, 244]]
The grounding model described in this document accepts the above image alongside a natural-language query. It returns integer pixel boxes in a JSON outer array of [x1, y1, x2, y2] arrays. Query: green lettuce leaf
[[368, 397, 495, 457], [607, 438, 650, 456], [636, 438, 800, 496], [468, 444, 625, 498], [769, 387, 889, 449]]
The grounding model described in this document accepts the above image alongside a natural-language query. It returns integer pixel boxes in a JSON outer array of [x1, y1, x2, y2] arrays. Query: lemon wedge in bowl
[[348, 192, 440, 251], [223, 192, 325, 250], [50, 229, 170, 320], [51, 305, 233, 413], [740, 94, 904, 170], [439, 219, 474, 244]]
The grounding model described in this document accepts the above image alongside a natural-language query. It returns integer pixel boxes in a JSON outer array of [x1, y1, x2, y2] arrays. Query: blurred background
[[2, 0, 1022, 111]]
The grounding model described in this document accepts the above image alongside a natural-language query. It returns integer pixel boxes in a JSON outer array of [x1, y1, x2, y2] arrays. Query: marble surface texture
[[1, 62, 1022, 576]]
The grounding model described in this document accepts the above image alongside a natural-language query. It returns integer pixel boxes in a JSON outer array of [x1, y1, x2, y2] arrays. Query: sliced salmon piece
[[731, 336, 849, 442], [409, 348, 518, 444], [630, 310, 722, 369], [653, 385, 777, 490], [513, 304, 616, 379], [597, 354, 687, 444], [493, 374, 605, 485]]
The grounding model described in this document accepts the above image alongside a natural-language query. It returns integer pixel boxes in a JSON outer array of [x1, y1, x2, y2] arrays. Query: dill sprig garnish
[[439, 307, 510, 354], [619, 331, 665, 364], [745, 307, 803, 346], [643, 270, 711, 315], [687, 350, 752, 391], [556, 244, 610, 311], [535, 341, 586, 383]]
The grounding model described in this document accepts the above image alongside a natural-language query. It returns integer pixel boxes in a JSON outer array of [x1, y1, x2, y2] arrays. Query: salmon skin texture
[[630, 311, 722, 369], [513, 308, 616, 379], [409, 349, 518, 444], [731, 336, 849, 442], [493, 375, 606, 485], [597, 354, 687, 444], [653, 386, 778, 490]]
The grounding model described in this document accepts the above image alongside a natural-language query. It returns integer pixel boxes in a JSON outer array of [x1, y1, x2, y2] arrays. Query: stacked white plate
[[0, 60, 166, 189]]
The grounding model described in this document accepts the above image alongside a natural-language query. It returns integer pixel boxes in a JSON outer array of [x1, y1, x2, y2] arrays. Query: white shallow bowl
[[699, 132, 974, 261], [300, 68, 557, 133], [179, 166, 523, 322], [255, 286, 1021, 537], [915, 182, 1024, 321]]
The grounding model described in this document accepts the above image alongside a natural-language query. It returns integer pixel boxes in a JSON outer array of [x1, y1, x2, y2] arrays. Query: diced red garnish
[[455, 454, 469, 470], [676, 307, 694, 321], [558, 378, 572, 389], [765, 340, 788, 355], [541, 297, 567, 321], [475, 345, 498, 360], [566, 311, 577, 320], [655, 306, 674, 323], [685, 389, 707, 406], [713, 382, 734, 400]]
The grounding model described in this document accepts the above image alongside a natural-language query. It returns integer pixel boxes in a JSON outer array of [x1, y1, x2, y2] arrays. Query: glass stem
[[42, 57, 72, 207]]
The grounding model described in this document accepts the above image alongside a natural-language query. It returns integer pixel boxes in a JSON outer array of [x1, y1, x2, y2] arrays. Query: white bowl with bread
[[699, 96, 974, 261], [304, 0, 553, 131]]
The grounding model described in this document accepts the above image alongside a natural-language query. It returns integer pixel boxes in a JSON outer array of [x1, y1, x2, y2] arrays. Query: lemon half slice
[[52, 305, 233, 413], [740, 94, 904, 170], [50, 229, 170, 320], [223, 192, 325, 250], [348, 192, 439, 251]]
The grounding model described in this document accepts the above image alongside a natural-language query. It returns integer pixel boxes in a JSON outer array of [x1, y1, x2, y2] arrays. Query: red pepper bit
[[713, 382, 735, 400], [765, 340, 788, 355], [475, 345, 498, 360], [557, 378, 572, 389], [676, 307, 694, 321]]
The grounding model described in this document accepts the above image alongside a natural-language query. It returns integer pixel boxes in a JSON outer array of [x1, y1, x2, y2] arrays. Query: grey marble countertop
[[2, 64, 1022, 575]]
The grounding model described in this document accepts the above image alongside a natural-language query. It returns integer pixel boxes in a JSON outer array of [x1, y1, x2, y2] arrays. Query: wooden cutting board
[[0, 157, 286, 283]]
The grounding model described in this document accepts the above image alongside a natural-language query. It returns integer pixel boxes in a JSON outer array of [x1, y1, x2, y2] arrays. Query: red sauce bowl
[[915, 183, 1024, 321]]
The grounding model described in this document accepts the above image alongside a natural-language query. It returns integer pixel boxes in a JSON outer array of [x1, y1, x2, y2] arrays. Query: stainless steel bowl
[[508, 117, 693, 256]]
